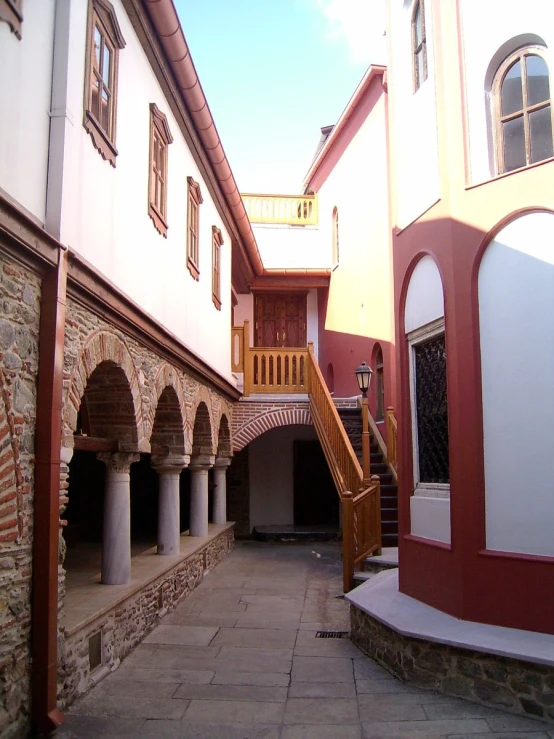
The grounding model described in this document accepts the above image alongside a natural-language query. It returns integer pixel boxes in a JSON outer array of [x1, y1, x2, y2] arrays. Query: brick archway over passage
[[232, 402, 311, 452]]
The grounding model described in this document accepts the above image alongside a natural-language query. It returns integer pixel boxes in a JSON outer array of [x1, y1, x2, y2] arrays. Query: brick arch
[[191, 400, 215, 457], [233, 406, 312, 452], [65, 330, 144, 446], [0, 368, 22, 541], [216, 412, 232, 458], [149, 363, 186, 453]]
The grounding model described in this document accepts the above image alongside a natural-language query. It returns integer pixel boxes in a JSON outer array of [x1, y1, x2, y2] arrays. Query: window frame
[[492, 45, 554, 175], [408, 318, 450, 498], [0, 0, 22, 38], [212, 226, 223, 310], [187, 177, 203, 280], [411, 0, 428, 93], [148, 103, 173, 237], [375, 345, 385, 423], [83, 0, 125, 167], [332, 206, 339, 268]]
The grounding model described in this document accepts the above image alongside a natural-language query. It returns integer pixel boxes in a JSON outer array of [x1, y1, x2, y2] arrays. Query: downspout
[[32, 0, 73, 731], [31, 249, 68, 735]]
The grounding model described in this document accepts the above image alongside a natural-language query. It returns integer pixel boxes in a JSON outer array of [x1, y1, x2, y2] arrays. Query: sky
[[175, 0, 386, 194]]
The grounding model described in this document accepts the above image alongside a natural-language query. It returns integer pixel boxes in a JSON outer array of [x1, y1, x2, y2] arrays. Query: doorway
[[254, 293, 307, 348], [293, 440, 339, 526]]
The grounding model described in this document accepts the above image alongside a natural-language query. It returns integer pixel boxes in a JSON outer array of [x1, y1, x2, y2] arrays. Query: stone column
[[189, 455, 214, 537], [213, 457, 232, 525], [151, 454, 189, 555], [97, 452, 139, 585]]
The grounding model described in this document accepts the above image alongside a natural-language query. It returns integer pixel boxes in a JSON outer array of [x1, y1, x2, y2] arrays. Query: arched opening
[[64, 360, 141, 581], [326, 362, 335, 395]]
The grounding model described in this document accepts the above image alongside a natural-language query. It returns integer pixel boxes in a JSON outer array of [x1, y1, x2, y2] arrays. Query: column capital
[[189, 454, 215, 471], [151, 454, 189, 475], [97, 452, 140, 474], [214, 456, 232, 470]]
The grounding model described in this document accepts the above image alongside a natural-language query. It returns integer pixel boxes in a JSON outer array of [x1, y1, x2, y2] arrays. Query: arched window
[[374, 345, 385, 422], [493, 46, 553, 173], [332, 207, 339, 267], [412, 0, 427, 92]]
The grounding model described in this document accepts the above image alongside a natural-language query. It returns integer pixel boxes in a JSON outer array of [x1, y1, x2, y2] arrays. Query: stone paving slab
[[56, 541, 549, 739]]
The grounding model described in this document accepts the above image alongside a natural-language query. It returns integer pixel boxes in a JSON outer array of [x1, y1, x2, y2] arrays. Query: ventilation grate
[[315, 631, 349, 639], [88, 631, 102, 671]]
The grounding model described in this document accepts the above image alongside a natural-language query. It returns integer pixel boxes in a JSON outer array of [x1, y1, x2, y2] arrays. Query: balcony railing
[[242, 193, 318, 226]]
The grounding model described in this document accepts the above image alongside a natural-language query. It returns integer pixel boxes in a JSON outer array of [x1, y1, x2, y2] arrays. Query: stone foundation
[[58, 527, 234, 709], [351, 606, 554, 724]]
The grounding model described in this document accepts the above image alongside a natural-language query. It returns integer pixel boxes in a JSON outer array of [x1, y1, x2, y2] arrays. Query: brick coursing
[[232, 400, 311, 451], [351, 605, 554, 724], [58, 528, 234, 708], [0, 254, 41, 739]]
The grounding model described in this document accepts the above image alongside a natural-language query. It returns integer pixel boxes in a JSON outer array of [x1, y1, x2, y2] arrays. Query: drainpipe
[[32, 0, 73, 731], [31, 247, 67, 734]]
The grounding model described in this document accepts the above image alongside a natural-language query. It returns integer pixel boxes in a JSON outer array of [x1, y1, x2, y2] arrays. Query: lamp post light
[[355, 361, 373, 485]]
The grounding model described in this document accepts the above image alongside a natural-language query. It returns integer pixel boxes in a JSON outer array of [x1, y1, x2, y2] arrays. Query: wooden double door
[[254, 293, 307, 348]]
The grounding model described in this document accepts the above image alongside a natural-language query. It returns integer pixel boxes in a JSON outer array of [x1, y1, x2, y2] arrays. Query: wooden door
[[254, 294, 307, 347]]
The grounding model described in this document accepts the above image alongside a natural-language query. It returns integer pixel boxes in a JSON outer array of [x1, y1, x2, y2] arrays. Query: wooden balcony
[[232, 323, 309, 396], [241, 193, 318, 226]]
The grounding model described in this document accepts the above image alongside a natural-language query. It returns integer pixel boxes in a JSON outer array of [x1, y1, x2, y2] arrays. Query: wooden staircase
[[338, 408, 398, 547]]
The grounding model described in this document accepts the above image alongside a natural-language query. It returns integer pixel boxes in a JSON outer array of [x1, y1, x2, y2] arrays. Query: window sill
[[466, 155, 554, 191], [84, 111, 117, 167], [212, 294, 221, 311], [413, 483, 450, 499], [148, 204, 168, 238], [0, 0, 23, 38], [187, 257, 199, 281]]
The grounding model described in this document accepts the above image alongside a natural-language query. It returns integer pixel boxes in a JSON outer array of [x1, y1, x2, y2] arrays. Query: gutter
[[143, 0, 264, 277], [303, 65, 387, 191]]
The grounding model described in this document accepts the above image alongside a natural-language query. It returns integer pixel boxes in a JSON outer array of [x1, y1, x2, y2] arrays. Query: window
[[148, 103, 173, 237], [493, 47, 553, 173], [212, 227, 223, 310], [375, 345, 385, 422], [83, 0, 125, 166], [0, 0, 22, 38], [332, 207, 339, 267], [412, 0, 427, 92], [187, 177, 203, 279], [409, 319, 450, 489]]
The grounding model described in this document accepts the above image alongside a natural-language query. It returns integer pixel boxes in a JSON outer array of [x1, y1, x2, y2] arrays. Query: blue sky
[[175, 0, 386, 193]]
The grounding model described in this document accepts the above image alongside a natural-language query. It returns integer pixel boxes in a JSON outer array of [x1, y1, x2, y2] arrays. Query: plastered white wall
[[249, 424, 318, 530], [315, 93, 393, 343], [0, 1, 55, 221], [404, 255, 444, 333], [56, 0, 233, 380], [479, 211, 554, 557], [253, 225, 328, 270], [410, 496, 451, 544], [389, 0, 440, 228], [460, 0, 554, 183]]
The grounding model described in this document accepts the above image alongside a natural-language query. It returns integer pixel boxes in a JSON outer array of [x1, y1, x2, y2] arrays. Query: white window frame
[[407, 317, 450, 499]]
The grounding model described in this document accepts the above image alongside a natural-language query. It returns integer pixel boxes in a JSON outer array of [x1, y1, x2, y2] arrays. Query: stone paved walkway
[[53, 541, 553, 738]]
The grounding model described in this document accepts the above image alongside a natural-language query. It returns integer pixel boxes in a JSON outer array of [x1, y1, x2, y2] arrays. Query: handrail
[[342, 476, 382, 591], [307, 344, 362, 498], [242, 193, 318, 226], [243, 346, 309, 396], [386, 406, 398, 481]]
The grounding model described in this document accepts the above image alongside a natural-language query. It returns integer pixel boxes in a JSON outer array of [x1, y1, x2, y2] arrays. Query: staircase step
[[370, 463, 389, 475], [381, 520, 398, 535], [382, 533, 399, 546], [380, 496, 398, 510], [381, 508, 398, 521]]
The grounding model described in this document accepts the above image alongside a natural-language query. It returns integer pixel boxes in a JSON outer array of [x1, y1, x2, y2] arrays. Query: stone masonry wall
[[0, 254, 41, 739], [59, 527, 234, 708], [351, 606, 554, 724]]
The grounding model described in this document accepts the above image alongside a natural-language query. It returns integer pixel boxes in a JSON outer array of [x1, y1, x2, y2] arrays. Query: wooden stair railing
[[307, 344, 381, 591]]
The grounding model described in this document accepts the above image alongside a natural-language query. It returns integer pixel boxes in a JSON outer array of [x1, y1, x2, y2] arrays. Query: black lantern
[[355, 361, 373, 396]]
